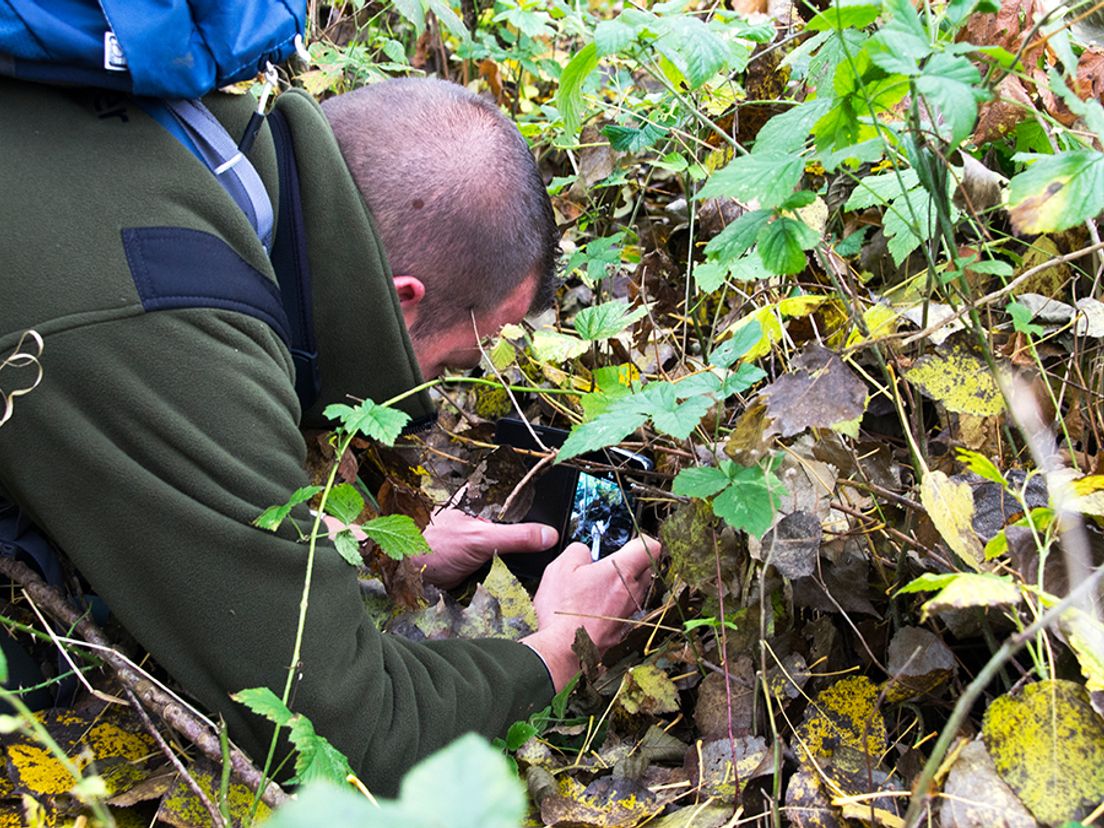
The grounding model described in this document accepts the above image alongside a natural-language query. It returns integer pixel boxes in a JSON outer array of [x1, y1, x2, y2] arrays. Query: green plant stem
[[902, 561, 1104, 827]]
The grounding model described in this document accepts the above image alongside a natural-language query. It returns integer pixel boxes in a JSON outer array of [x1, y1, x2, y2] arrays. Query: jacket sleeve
[[0, 307, 553, 796]]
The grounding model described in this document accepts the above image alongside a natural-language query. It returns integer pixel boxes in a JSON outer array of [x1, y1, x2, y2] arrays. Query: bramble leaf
[[558, 404, 649, 461], [709, 320, 764, 368], [324, 483, 364, 526], [703, 209, 772, 264], [232, 687, 294, 728], [323, 399, 410, 446], [672, 465, 731, 499], [254, 485, 323, 532], [332, 530, 362, 566], [711, 461, 785, 537], [287, 715, 355, 786], [574, 300, 649, 341], [758, 217, 819, 275], [362, 514, 430, 560], [697, 152, 805, 209]]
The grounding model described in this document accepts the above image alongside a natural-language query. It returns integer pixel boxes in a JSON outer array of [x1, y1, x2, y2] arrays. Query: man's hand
[[521, 536, 661, 691], [413, 508, 559, 588]]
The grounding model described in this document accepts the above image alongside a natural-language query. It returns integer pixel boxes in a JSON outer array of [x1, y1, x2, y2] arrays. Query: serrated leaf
[[574, 300, 649, 340], [697, 152, 805, 209], [955, 449, 1007, 485], [232, 687, 293, 727], [654, 15, 729, 88], [844, 168, 921, 211], [324, 483, 364, 526], [914, 53, 983, 145], [758, 217, 819, 275], [637, 382, 713, 439], [323, 399, 410, 446], [556, 43, 599, 136], [709, 320, 763, 368], [692, 260, 728, 292], [754, 98, 833, 154], [703, 209, 772, 264], [884, 188, 939, 265], [254, 485, 323, 532], [558, 405, 649, 461], [712, 462, 786, 537], [287, 715, 354, 786], [332, 529, 362, 566], [425, 0, 470, 41], [594, 18, 637, 55], [603, 122, 668, 152], [1008, 150, 1104, 235], [362, 514, 430, 560], [672, 465, 732, 499], [505, 721, 539, 751], [806, 0, 881, 31]]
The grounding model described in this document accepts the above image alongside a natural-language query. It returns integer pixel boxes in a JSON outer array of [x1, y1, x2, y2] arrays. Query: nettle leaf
[[672, 465, 731, 499], [254, 485, 323, 532], [556, 42, 599, 136], [711, 461, 786, 537], [692, 260, 728, 293], [574, 300, 649, 340], [1008, 150, 1104, 235], [805, 0, 881, 31], [865, 22, 931, 75], [703, 209, 772, 264], [697, 152, 805, 209], [603, 122, 668, 152], [558, 405, 649, 461], [362, 514, 430, 560], [710, 320, 764, 368], [758, 217, 820, 275], [914, 53, 983, 145], [324, 483, 364, 526], [638, 383, 714, 440], [323, 399, 410, 446], [332, 530, 362, 566], [593, 18, 637, 55], [287, 715, 355, 786], [232, 687, 294, 727]]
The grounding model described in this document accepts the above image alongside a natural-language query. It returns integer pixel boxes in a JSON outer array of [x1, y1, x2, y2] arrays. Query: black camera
[[493, 418, 653, 580]]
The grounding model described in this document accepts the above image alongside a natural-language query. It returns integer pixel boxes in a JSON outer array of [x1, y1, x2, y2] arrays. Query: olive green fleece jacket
[[0, 78, 552, 794]]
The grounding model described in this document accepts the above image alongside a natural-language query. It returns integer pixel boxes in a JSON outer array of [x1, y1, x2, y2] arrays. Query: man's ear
[[392, 275, 426, 330]]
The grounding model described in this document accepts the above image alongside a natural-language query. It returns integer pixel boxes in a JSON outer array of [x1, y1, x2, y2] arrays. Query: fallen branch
[[0, 556, 289, 809]]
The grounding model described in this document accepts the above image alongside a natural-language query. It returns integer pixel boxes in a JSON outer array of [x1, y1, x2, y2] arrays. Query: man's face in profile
[[408, 273, 538, 379]]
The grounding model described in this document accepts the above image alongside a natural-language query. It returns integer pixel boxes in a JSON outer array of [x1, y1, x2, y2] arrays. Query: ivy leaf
[[332, 530, 362, 566], [638, 383, 714, 440], [287, 715, 355, 786], [603, 122, 668, 152], [672, 465, 731, 499], [232, 687, 294, 728], [594, 18, 637, 55], [574, 300, 649, 340], [710, 320, 763, 368], [558, 405, 649, 461], [758, 217, 819, 275], [703, 209, 772, 264], [556, 42, 599, 136], [1008, 150, 1104, 235], [254, 485, 323, 532], [323, 483, 364, 526], [362, 514, 430, 560], [711, 461, 786, 537], [697, 152, 805, 209], [323, 399, 410, 446]]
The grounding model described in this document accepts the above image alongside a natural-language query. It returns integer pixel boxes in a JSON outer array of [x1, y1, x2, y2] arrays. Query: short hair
[[321, 77, 560, 338]]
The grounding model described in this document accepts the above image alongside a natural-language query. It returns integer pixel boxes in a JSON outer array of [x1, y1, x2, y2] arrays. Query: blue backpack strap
[[267, 107, 320, 413]]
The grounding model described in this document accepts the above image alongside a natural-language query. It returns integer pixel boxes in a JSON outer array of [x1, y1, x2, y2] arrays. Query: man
[[0, 75, 656, 794]]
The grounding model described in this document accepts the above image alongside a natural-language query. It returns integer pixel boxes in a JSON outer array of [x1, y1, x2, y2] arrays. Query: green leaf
[[672, 465, 731, 499], [0, 646, 7, 685], [1008, 150, 1104, 235], [884, 188, 938, 265], [574, 300, 649, 340], [719, 363, 768, 397], [232, 687, 294, 727], [711, 461, 786, 537], [865, 25, 930, 75], [425, 0, 470, 41], [710, 320, 763, 368], [1007, 300, 1045, 336], [697, 152, 805, 209], [845, 168, 920, 210], [324, 483, 364, 526], [758, 217, 819, 275], [956, 448, 1007, 486], [287, 715, 355, 786], [754, 98, 833, 154], [899, 572, 1021, 620], [556, 42, 599, 136], [692, 260, 728, 293], [806, 0, 882, 31], [915, 53, 983, 145], [505, 721, 539, 751], [254, 485, 323, 532], [323, 399, 410, 446], [638, 383, 713, 439], [558, 404, 649, 461], [391, 0, 426, 35], [603, 122, 668, 152], [654, 16, 729, 88], [703, 209, 772, 263], [530, 329, 589, 362], [362, 514, 430, 560], [332, 529, 362, 566], [594, 18, 637, 55]]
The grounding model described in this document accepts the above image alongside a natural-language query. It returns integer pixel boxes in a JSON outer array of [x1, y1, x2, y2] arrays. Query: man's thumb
[[493, 521, 559, 552]]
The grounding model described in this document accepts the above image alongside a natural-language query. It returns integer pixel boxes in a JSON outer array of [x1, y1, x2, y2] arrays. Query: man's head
[[321, 77, 560, 378]]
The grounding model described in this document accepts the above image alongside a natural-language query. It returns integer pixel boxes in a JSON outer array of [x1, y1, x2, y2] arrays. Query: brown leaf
[[883, 626, 955, 701], [760, 511, 822, 579], [761, 345, 868, 437], [973, 76, 1034, 146], [939, 739, 1038, 828], [693, 657, 757, 740]]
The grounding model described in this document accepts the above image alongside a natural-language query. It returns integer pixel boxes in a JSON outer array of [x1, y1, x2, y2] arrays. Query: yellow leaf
[[794, 676, 887, 763], [982, 679, 1104, 824], [1060, 610, 1104, 693], [845, 303, 900, 348], [777, 295, 828, 318], [905, 343, 1005, 416], [920, 471, 985, 567]]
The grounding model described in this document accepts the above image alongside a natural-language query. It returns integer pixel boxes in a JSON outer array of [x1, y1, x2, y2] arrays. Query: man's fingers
[[551, 541, 593, 572], [606, 534, 662, 577], [482, 520, 559, 553]]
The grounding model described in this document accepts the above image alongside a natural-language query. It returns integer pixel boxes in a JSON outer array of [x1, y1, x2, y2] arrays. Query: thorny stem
[[902, 562, 1104, 827]]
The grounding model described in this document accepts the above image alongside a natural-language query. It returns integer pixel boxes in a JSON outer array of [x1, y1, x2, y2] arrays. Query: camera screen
[[570, 473, 635, 559]]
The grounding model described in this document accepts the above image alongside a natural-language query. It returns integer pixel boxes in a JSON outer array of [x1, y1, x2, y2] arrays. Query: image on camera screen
[[570, 473, 635, 559]]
